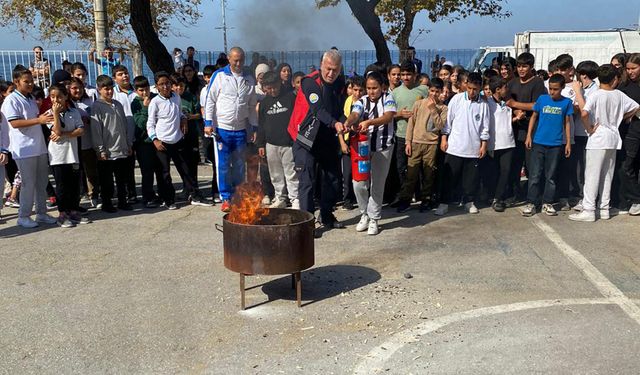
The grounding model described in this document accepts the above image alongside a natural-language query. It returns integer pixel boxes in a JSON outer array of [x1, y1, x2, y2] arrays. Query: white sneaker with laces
[[465, 202, 479, 214], [35, 213, 57, 224], [434, 203, 448, 216], [542, 203, 557, 216], [270, 198, 287, 208], [356, 214, 369, 232], [262, 195, 272, 206], [290, 199, 300, 210], [572, 199, 583, 211], [367, 219, 379, 235], [17, 217, 39, 228], [599, 209, 610, 220], [629, 203, 640, 216], [569, 210, 595, 222], [521, 203, 536, 217]]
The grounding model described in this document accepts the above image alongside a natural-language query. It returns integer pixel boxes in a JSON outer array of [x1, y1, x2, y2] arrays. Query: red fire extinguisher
[[350, 132, 370, 182]]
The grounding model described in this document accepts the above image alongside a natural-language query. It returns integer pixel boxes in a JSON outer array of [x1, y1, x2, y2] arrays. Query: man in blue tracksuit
[[204, 47, 258, 212]]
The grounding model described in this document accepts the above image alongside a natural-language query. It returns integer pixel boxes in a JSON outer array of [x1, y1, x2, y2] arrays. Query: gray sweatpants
[[266, 143, 298, 204], [353, 145, 394, 220], [15, 154, 49, 218]]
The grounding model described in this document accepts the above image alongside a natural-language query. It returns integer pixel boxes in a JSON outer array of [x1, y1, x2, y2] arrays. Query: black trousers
[[293, 141, 340, 223], [51, 164, 81, 213], [492, 148, 514, 201], [441, 154, 480, 204], [98, 158, 129, 207], [135, 142, 164, 203], [126, 155, 137, 199], [184, 122, 200, 183], [156, 139, 202, 205], [395, 136, 408, 187], [622, 132, 640, 204], [508, 139, 529, 199], [341, 153, 355, 202]]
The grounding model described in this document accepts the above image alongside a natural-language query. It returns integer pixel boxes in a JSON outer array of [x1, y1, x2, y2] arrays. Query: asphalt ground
[[1, 165, 639, 374]]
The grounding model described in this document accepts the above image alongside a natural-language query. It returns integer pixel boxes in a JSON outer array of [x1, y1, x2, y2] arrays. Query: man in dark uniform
[[289, 49, 347, 236]]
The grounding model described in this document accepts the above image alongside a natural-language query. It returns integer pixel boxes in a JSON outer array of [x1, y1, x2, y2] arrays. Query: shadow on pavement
[[256, 264, 381, 308]]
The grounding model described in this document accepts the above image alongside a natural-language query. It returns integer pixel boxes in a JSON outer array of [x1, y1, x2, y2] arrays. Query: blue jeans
[[214, 128, 247, 201], [527, 144, 562, 206]]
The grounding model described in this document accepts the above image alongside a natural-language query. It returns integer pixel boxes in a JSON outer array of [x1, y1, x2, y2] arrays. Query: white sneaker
[[434, 203, 448, 216], [270, 198, 287, 208], [542, 203, 557, 216], [569, 210, 595, 222], [356, 214, 369, 232], [572, 199, 583, 211], [213, 195, 222, 204], [17, 217, 39, 228], [465, 202, 479, 214], [521, 203, 536, 217], [35, 213, 57, 224], [558, 198, 571, 211], [262, 195, 272, 206], [629, 203, 640, 216], [290, 199, 300, 210], [367, 219, 379, 235], [599, 209, 610, 220], [610, 208, 627, 216]]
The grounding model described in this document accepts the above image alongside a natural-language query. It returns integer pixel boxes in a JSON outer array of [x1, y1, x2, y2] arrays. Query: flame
[[227, 182, 270, 224]]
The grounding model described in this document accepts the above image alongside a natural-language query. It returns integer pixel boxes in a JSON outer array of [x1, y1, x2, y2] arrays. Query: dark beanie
[[51, 69, 72, 85]]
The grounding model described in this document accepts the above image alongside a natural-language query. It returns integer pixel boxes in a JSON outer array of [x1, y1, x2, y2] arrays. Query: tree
[[317, 0, 510, 65], [0, 0, 202, 48], [130, 0, 174, 73]]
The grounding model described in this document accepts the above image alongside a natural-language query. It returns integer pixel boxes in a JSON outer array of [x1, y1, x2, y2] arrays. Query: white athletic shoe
[[569, 210, 595, 222], [521, 203, 536, 217], [35, 213, 57, 224], [465, 202, 479, 214], [629, 203, 640, 216], [270, 198, 287, 209], [599, 209, 610, 220], [542, 203, 557, 216], [262, 195, 272, 206], [572, 199, 583, 212], [367, 219, 379, 235], [356, 214, 369, 232], [434, 203, 448, 216], [290, 199, 300, 210]]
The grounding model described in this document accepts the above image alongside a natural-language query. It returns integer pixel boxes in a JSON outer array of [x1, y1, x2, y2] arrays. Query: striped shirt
[[351, 92, 397, 152]]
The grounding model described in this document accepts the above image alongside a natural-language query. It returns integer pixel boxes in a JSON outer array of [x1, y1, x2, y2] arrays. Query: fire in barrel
[[221, 183, 315, 309]]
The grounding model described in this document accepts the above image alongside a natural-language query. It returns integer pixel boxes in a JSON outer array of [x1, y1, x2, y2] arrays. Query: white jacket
[[204, 65, 258, 131]]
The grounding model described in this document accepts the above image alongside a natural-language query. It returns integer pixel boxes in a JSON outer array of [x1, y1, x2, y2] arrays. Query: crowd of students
[[0, 47, 639, 233]]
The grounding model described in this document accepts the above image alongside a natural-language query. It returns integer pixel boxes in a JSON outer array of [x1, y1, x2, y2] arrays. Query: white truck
[[468, 29, 640, 72]]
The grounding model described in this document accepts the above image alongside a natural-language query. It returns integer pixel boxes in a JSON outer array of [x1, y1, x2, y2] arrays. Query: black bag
[[295, 112, 321, 151]]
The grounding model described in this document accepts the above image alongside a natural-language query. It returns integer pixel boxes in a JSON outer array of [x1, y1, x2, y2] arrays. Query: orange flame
[[228, 182, 270, 224]]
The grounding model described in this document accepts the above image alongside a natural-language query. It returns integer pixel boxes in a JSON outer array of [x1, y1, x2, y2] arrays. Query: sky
[[0, 0, 638, 51]]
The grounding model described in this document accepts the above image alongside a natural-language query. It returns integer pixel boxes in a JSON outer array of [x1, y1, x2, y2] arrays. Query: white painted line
[[531, 216, 640, 326], [352, 298, 614, 374]]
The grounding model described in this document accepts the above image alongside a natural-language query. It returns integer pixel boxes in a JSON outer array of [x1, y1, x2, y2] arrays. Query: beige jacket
[[406, 99, 448, 145]]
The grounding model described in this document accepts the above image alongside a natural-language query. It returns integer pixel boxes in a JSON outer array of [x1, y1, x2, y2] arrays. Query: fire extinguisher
[[350, 131, 370, 182]]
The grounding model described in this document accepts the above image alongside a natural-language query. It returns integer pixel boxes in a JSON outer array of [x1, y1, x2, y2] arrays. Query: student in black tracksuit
[[289, 50, 346, 233]]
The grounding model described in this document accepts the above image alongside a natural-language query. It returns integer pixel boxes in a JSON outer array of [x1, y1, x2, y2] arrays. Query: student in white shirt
[[436, 72, 490, 216], [343, 72, 397, 235], [47, 84, 90, 227], [569, 65, 640, 222], [147, 72, 210, 209], [0, 69, 57, 228], [486, 76, 519, 212]]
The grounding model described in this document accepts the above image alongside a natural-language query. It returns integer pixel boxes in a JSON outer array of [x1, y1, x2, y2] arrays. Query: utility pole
[[94, 0, 109, 54], [215, 0, 231, 54]]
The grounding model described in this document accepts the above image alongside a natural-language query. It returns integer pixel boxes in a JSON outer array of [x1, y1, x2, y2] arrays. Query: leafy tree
[[0, 0, 201, 48], [317, 0, 510, 65], [130, 0, 174, 73]]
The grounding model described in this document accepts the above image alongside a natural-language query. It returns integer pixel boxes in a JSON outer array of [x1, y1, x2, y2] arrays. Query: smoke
[[232, 0, 361, 51]]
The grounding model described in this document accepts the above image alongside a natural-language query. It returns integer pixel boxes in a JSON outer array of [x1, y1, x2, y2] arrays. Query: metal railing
[[0, 49, 477, 86]]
